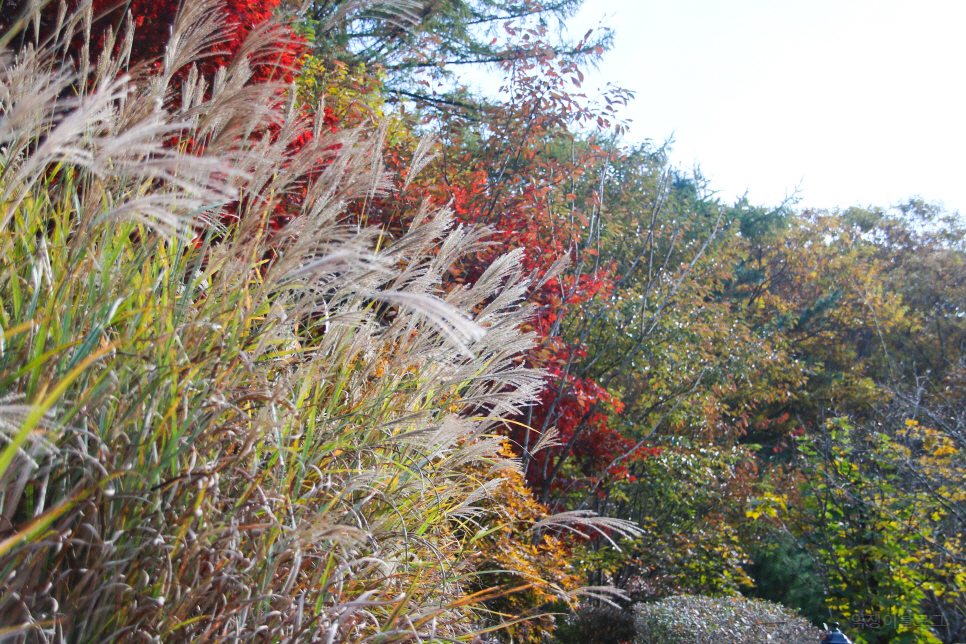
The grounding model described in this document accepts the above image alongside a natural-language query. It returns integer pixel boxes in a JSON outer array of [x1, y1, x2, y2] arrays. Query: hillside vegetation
[[1, 1, 964, 643]]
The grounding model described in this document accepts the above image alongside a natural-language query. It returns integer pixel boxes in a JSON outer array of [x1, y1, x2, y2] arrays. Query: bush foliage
[[633, 595, 821, 644], [552, 603, 636, 644]]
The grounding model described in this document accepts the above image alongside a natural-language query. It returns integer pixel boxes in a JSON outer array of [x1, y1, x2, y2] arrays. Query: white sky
[[464, 0, 966, 214]]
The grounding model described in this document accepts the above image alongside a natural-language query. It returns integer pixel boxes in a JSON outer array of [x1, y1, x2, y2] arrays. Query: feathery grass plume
[[0, 1, 553, 642], [532, 510, 644, 548]]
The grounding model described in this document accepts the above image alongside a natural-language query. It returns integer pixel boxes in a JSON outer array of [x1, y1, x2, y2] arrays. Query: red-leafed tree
[[1, 0, 304, 83], [1, 0, 345, 239], [337, 16, 666, 513]]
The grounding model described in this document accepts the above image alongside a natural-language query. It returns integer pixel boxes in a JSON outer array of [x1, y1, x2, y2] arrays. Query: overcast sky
[[467, 1, 966, 214]]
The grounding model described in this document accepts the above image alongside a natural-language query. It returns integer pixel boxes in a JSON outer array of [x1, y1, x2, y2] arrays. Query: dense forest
[[0, 0, 964, 643]]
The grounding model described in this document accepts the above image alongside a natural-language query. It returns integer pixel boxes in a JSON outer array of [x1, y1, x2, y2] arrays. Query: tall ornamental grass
[[0, 2, 546, 641]]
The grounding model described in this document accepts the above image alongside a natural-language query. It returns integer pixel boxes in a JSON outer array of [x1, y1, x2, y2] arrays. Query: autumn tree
[[291, 0, 966, 638], [847, 200, 966, 393], [303, 0, 611, 110], [743, 202, 966, 644], [776, 416, 961, 644], [578, 441, 758, 599], [0, 0, 304, 82], [293, 4, 646, 638]]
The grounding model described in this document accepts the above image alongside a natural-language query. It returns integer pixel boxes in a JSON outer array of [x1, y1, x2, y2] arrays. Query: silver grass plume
[[0, 0, 621, 640], [532, 510, 645, 548]]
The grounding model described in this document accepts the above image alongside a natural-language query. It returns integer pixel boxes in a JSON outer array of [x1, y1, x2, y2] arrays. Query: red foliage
[[353, 44, 642, 504], [2, 0, 306, 85], [1, 0, 348, 250]]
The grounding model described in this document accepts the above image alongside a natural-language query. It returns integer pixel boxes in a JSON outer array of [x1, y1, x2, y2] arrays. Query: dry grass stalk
[[0, 1, 552, 641]]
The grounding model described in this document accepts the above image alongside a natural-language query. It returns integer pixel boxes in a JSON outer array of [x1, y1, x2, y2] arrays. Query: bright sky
[[472, 0, 966, 214]]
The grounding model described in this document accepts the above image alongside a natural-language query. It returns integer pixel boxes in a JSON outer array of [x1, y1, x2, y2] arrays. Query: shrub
[[553, 603, 636, 644], [743, 532, 827, 625], [633, 594, 821, 644]]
